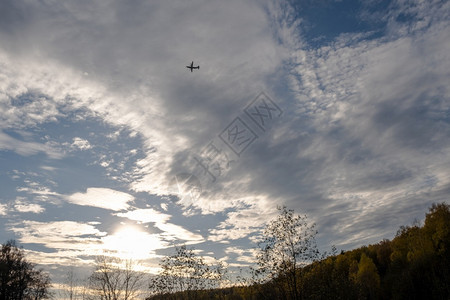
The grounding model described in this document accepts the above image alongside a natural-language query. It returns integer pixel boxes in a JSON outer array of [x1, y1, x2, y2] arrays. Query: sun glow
[[102, 225, 162, 260]]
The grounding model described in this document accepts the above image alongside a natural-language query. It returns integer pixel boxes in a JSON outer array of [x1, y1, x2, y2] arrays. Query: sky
[[0, 0, 449, 290]]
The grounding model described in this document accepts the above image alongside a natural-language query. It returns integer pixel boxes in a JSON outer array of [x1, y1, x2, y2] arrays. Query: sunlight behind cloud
[[116, 208, 204, 243], [102, 225, 165, 260]]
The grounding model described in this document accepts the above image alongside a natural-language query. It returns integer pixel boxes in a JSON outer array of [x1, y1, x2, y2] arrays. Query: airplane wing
[[186, 62, 197, 72]]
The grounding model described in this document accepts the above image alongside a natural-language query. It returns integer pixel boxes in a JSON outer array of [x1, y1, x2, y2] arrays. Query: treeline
[[2, 202, 449, 299], [147, 203, 450, 300], [260, 202, 450, 300], [148, 206, 322, 300]]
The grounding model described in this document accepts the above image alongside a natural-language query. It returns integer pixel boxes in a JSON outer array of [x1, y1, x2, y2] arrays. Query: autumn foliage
[[147, 202, 450, 300]]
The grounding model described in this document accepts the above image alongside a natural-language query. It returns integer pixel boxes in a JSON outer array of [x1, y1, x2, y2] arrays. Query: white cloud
[[20, 220, 105, 237], [224, 246, 247, 256], [116, 208, 170, 224], [71, 137, 91, 150], [0, 204, 7, 215], [16, 185, 58, 196], [14, 202, 44, 214], [40, 165, 57, 171], [209, 201, 275, 242], [67, 188, 134, 211], [224, 246, 259, 264], [157, 222, 204, 243], [10, 220, 106, 252], [0, 86, 61, 129]]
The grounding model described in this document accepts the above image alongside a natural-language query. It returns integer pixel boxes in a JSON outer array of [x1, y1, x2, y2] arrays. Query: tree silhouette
[[0, 240, 51, 300], [254, 206, 319, 300], [149, 245, 226, 298], [88, 255, 144, 300]]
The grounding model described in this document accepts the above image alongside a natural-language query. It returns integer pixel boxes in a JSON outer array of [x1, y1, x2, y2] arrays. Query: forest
[[1, 203, 449, 299], [147, 203, 450, 300]]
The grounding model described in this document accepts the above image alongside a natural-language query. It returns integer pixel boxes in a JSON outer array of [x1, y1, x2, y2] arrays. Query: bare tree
[[58, 267, 76, 300], [149, 245, 226, 296], [0, 240, 52, 300], [87, 255, 144, 300], [29, 269, 52, 300], [58, 267, 88, 300], [254, 206, 319, 300]]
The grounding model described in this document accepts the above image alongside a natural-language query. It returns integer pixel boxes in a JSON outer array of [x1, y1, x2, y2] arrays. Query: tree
[[0, 240, 52, 300], [355, 253, 380, 299], [88, 255, 144, 300], [254, 206, 319, 300], [58, 267, 85, 300], [423, 202, 450, 255], [149, 245, 226, 297]]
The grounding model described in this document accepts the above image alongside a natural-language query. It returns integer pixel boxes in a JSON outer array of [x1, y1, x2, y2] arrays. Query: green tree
[[423, 202, 450, 255], [149, 245, 226, 298], [355, 253, 380, 299], [411, 202, 450, 298], [387, 204, 450, 299], [254, 206, 319, 300]]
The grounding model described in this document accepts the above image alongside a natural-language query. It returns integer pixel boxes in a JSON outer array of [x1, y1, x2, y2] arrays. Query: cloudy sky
[[1, 0, 449, 287]]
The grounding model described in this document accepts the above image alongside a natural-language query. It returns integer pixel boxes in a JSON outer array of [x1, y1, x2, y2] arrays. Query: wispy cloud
[[14, 200, 45, 214], [0, 130, 64, 159], [279, 0, 450, 247], [116, 208, 170, 224], [10, 220, 107, 251]]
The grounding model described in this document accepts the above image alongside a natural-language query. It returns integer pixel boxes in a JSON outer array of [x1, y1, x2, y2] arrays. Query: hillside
[[148, 202, 450, 300]]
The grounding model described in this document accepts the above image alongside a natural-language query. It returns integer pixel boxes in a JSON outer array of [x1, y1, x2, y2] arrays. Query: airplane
[[186, 61, 200, 72]]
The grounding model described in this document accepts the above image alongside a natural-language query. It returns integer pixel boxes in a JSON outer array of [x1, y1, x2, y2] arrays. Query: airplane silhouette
[[186, 61, 200, 72]]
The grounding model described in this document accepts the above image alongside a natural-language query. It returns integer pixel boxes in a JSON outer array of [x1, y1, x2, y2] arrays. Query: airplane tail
[[198, 65, 200, 70]]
